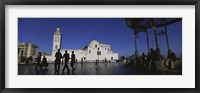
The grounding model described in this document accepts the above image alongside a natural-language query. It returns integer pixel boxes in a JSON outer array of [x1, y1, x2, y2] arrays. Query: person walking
[[62, 50, 70, 73], [42, 56, 47, 70], [35, 52, 41, 70], [71, 51, 76, 72], [150, 48, 157, 71], [54, 49, 62, 73], [166, 50, 176, 70]]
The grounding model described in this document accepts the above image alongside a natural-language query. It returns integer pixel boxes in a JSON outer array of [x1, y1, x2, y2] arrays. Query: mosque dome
[[88, 40, 100, 48]]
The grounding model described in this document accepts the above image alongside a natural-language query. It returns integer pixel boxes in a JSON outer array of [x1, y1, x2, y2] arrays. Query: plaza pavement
[[18, 61, 182, 75]]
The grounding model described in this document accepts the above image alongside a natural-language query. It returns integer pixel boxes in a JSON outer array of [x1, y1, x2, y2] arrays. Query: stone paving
[[18, 62, 136, 75], [18, 62, 181, 75]]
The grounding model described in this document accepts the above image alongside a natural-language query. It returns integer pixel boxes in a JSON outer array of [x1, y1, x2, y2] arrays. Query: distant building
[[40, 52, 51, 56], [18, 43, 38, 62], [45, 28, 118, 62]]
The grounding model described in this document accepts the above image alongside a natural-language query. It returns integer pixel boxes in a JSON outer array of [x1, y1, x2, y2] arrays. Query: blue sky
[[18, 18, 182, 57]]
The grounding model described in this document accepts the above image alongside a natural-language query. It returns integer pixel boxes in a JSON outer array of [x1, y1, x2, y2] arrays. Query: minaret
[[52, 27, 62, 56]]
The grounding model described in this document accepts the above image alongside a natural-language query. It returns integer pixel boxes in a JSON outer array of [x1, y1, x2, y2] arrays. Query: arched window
[[55, 45, 57, 49], [95, 45, 97, 48], [89, 50, 91, 53], [111, 57, 113, 60]]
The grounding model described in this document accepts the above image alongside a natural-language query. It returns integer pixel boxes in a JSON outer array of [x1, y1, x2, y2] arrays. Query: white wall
[[49, 37, 118, 62]]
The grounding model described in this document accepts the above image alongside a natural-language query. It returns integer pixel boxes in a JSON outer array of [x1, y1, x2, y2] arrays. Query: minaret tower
[[52, 27, 62, 56]]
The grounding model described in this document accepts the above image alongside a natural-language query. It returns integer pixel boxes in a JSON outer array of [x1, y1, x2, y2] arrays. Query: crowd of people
[[134, 48, 176, 70], [34, 49, 76, 74], [32, 48, 176, 74]]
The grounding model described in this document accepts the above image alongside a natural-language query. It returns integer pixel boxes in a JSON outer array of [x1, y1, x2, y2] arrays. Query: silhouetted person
[[25, 58, 29, 65], [146, 53, 151, 69], [126, 58, 128, 63], [135, 56, 140, 68], [95, 59, 98, 68], [150, 48, 157, 71], [55, 49, 62, 72], [81, 58, 83, 65], [62, 50, 70, 73], [35, 53, 42, 70], [142, 52, 146, 66], [165, 50, 171, 69], [71, 51, 76, 72], [170, 51, 176, 69], [139, 56, 143, 68], [156, 48, 161, 60], [26, 56, 33, 64], [42, 56, 47, 70], [165, 50, 176, 70]]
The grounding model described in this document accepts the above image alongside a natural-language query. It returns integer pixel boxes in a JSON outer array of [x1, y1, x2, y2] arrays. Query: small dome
[[88, 40, 100, 48], [56, 27, 60, 31], [54, 27, 61, 35]]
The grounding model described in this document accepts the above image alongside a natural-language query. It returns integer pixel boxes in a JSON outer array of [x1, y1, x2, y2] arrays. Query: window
[[111, 57, 113, 60], [55, 36, 59, 42], [55, 45, 57, 49], [95, 45, 97, 48], [21, 50, 24, 56], [89, 50, 91, 53], [97, 51, 101, 55], [18, 48, 20, 55]]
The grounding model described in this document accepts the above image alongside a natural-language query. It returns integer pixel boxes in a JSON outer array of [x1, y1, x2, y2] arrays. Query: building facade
[[18, 43, 38, 62], [46, 28, 118, 62]]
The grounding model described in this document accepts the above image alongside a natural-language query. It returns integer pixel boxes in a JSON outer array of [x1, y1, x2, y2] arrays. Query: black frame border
[[0, 0, 200, 93]]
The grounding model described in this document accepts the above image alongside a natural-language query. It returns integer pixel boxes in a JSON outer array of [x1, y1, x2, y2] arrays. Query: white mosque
[[45, 28, 118, 63]]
